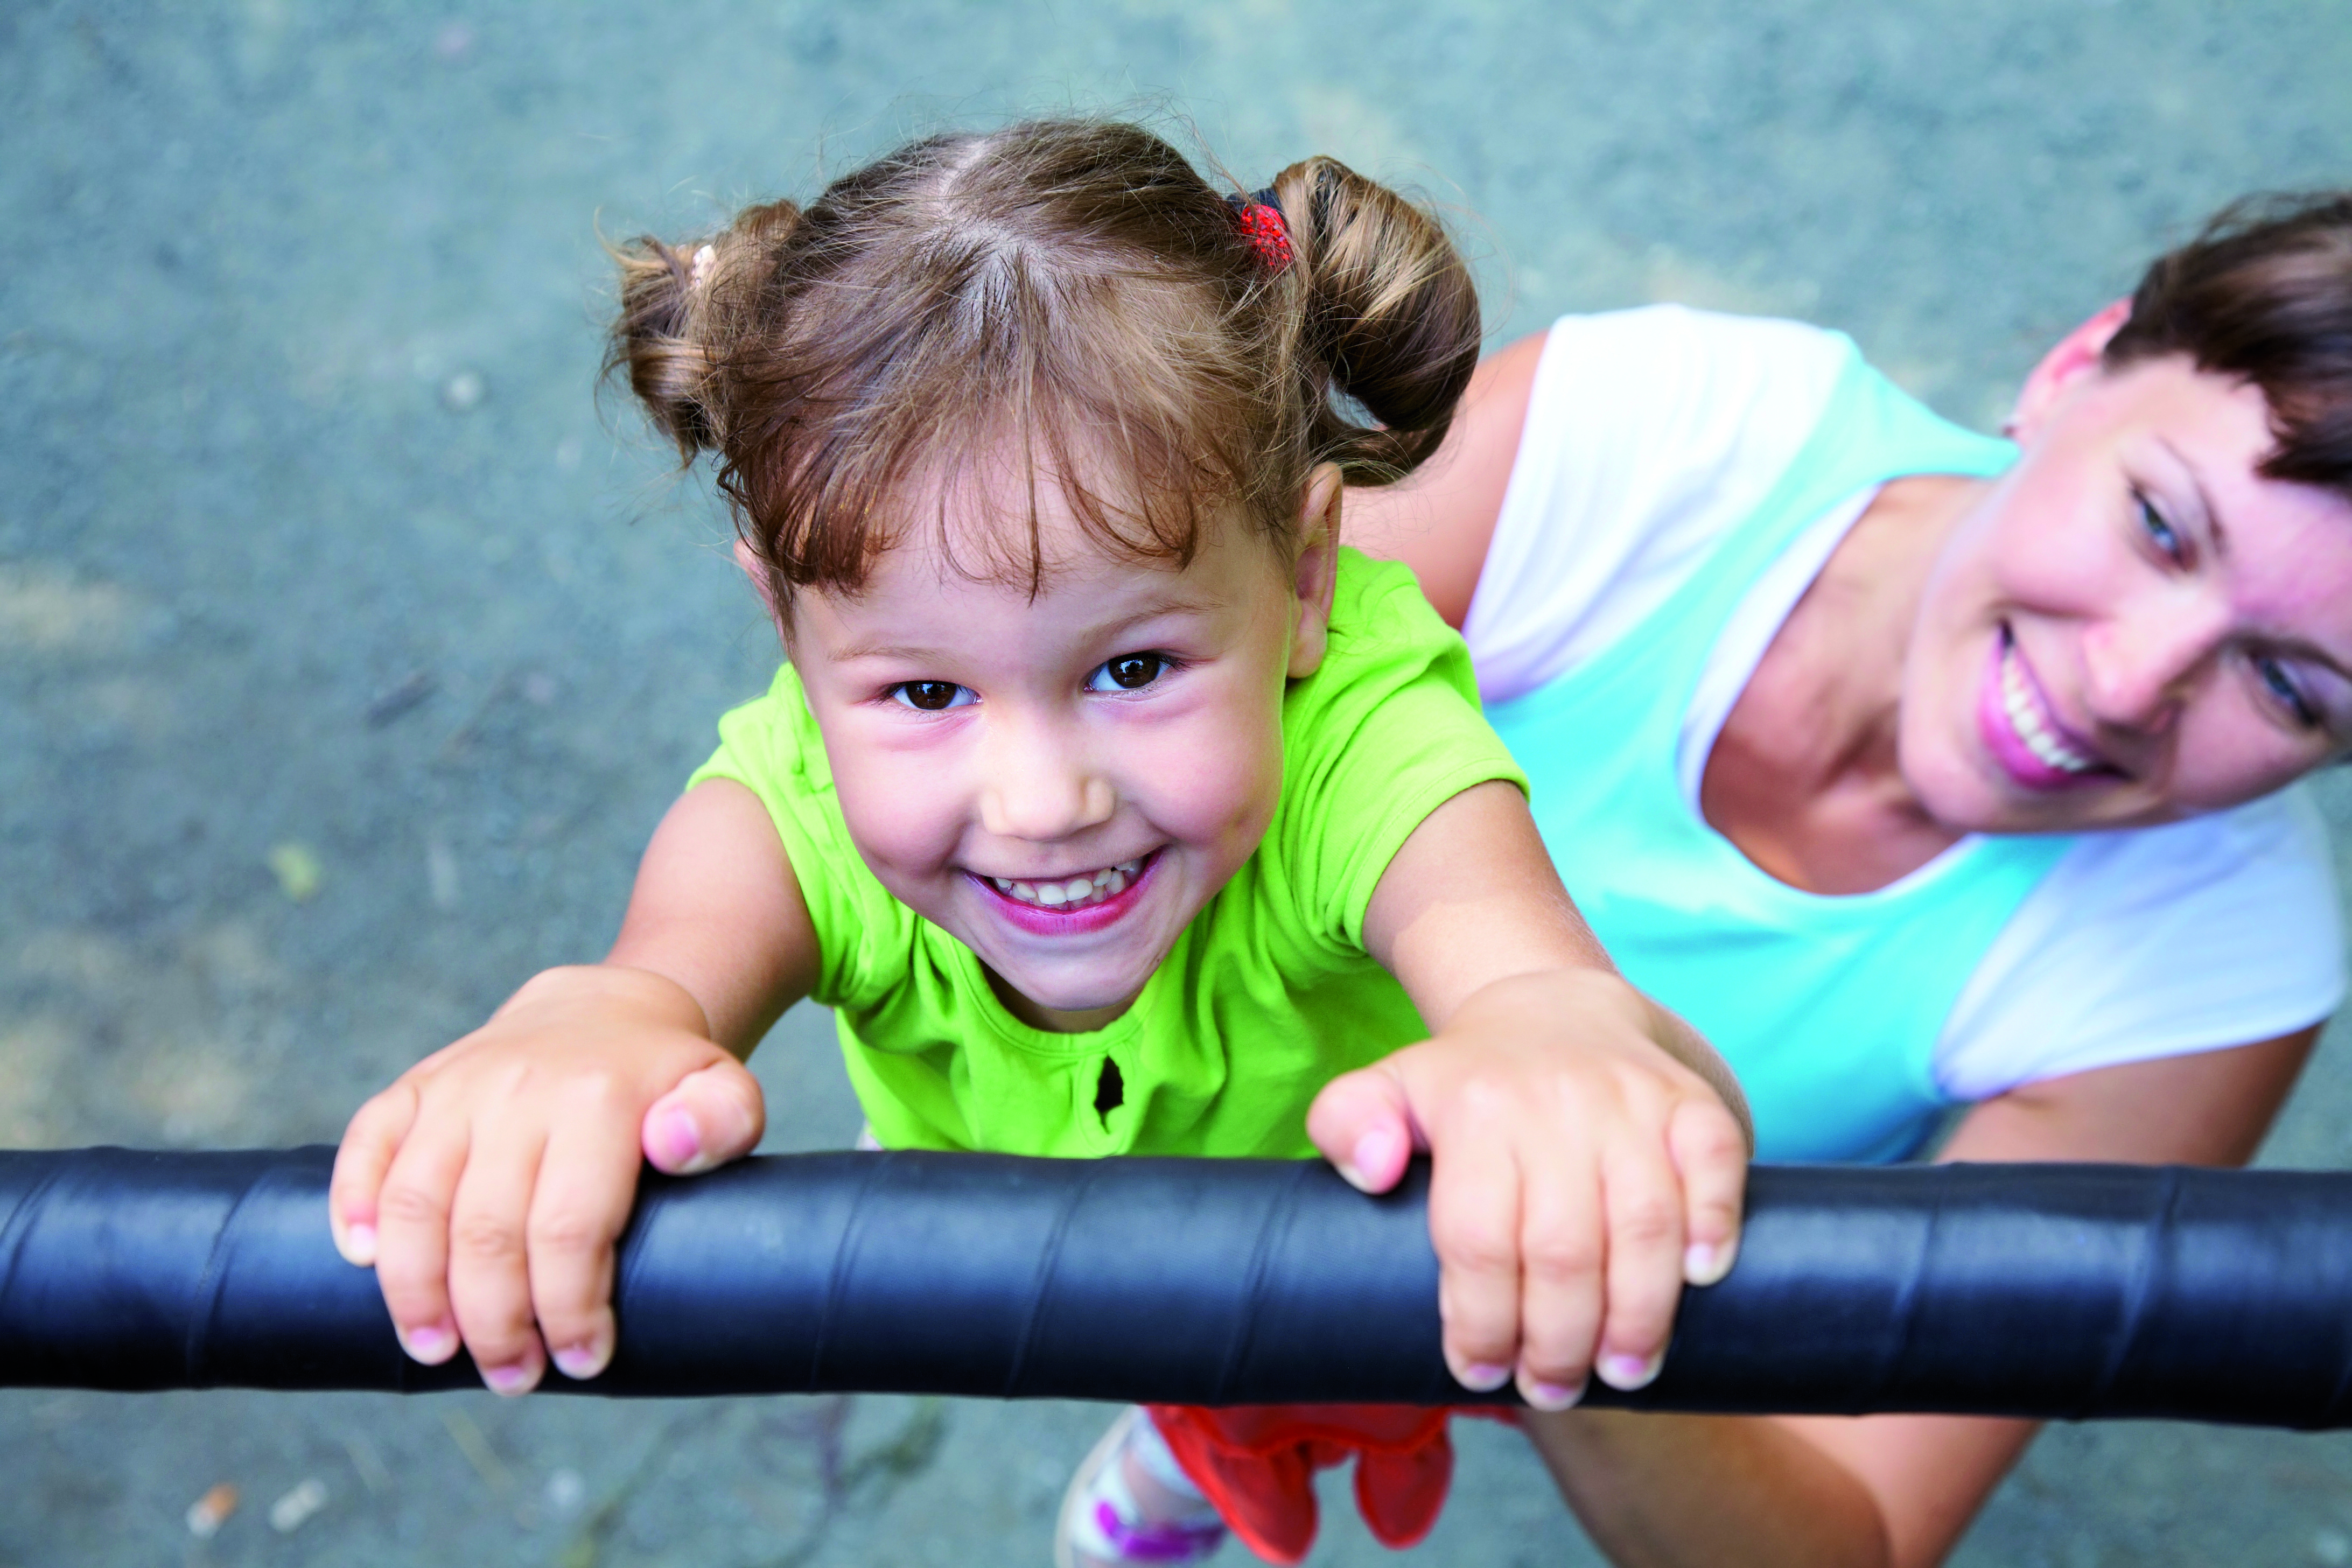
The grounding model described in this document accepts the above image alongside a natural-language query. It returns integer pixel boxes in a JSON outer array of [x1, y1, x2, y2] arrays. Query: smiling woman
[[1345, 190, 2352, 1568]]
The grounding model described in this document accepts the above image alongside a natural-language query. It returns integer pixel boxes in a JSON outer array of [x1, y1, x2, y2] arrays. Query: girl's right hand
[[327, 963, 766, 1395]]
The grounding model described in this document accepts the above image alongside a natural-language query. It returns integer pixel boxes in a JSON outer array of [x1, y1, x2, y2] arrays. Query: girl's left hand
[[1305, 967, 1749, 1411]]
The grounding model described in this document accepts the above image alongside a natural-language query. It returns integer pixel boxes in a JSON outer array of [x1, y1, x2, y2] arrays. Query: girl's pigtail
[[606, 199, 803, 461], [1270, 158, 1481, 482]]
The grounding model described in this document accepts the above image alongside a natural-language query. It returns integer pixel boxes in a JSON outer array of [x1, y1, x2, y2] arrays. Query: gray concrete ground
[[7, 2, 2352, 1563]]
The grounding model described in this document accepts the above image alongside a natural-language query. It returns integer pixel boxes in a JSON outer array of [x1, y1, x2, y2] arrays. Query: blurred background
[[8, 2, 2352, 1564]]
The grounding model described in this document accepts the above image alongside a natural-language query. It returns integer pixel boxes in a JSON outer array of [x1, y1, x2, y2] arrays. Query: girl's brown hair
[[2105, 191, 2352, 502], [606, 119, 1480, 605]]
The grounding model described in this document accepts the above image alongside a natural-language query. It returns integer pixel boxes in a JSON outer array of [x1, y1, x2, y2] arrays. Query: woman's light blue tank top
[[1487, 346, 2074, 1163]]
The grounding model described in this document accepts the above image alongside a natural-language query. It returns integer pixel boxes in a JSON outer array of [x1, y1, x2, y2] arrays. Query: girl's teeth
[[985, 857, 1145, 910]]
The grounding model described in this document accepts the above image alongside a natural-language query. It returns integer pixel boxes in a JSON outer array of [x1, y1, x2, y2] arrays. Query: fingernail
[[481, 1360, 540, 1397], [339, 1222, 376, 1266], [1454, 1362, 1511, 1392], [552, 1341, 610, 1382], [1524, 1378, 1586, 1412], [1598, 1352, 1664, 1391], [1343, 1129, 1398, 1192], [1684, 1238, 1738, 1286], [400, 1324, 455, 1364], [649, 1105, 709, 1174]]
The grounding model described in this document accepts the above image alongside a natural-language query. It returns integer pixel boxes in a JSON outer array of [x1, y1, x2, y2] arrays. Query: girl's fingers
[[1506, 1129, 1605, 1410], [443, 1118, 554, 1396], [639, 1058, 766, 1176], [528, 1098, 645, 1383], [1588, 1142, 1685, 1394], [1425, 1110, 1526, 1393], [371, 1119, 473, 1367], [328, 1082, 420, 1266], [1304, 1065, 1420, 1193], [1669, 1096, 1749, 1286]]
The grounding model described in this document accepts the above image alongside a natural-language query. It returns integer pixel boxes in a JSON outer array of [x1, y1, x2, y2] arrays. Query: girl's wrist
[[498, 963, 715, 1039]]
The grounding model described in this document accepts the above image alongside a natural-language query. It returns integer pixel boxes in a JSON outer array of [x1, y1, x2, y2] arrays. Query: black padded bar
[[4, 1147, 2352, 1426]]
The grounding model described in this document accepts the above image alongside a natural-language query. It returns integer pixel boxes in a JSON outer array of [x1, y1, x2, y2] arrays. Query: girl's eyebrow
[[827, 590, 1226, 666]]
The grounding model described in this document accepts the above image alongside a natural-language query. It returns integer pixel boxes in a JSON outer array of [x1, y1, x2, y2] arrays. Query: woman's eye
[[2137, 493, 2185, 561], [1087, 653, 1168, 693], [2256, 656, 2323, 731], [890, 680, 973, 712]]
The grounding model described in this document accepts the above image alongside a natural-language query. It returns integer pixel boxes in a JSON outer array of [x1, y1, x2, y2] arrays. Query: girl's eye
[[890, 680, 973, 712], [2137, 493, 2185, 562], [1087, 653, 1168, 693], [2256, 655, 2324, 731]]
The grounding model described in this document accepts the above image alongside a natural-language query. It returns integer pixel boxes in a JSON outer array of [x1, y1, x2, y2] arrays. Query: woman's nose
[[2079, 596, 2230, 733], [976, 720, 1116, 841]]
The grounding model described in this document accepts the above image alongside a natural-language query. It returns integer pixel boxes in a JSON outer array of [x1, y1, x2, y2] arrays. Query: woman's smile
[[1976, 626, 2115, 792]]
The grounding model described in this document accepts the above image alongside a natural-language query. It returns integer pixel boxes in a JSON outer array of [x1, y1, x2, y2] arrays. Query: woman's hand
[[1309, 967, 1747, 1409], [1328, 779, 1751, 1410], [327, 963, 766, 1394]]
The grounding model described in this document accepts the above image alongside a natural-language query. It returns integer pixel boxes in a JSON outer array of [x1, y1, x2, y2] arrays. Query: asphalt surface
[[7, 3, 2352, 1564]]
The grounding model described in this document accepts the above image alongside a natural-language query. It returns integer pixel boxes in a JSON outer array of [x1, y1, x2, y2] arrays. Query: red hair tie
[[1230, 187, 1294, 274]]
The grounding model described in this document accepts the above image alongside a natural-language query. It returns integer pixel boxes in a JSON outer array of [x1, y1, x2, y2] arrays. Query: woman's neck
[[1699, 474, 1984, 895]]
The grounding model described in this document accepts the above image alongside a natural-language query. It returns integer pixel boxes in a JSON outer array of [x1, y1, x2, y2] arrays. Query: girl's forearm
[[1523, 1409, 1891, 1568]]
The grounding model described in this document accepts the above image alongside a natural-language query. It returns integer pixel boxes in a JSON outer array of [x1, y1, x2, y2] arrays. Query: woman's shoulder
[[1465, 306, 1861, 703], [1936, 786, 2346, 1100]]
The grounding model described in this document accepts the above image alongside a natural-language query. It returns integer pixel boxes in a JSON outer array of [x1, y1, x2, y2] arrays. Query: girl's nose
[[977, 722, 1116, 841], [2079, 595, 2230, 734]]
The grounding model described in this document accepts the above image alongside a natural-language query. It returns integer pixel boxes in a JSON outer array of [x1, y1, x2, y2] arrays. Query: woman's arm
[[1521, 1024, 2319, 1568], [1342, 330, 1548, 627]]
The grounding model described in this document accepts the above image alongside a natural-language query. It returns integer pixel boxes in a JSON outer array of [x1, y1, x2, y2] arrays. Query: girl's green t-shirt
[[688, 550, 1525, 1159]]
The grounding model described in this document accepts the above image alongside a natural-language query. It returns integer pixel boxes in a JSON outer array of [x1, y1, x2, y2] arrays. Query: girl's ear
[[2008, 299, 2133, 442], [1287, 464, 1346, 680], [732, 538, 789, 640]]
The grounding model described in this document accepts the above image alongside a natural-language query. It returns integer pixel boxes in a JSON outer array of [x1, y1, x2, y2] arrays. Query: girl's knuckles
[[1607, 1194, 1682, 1250], [451, 1212, 528, 1262], [526, 1208, 617, 1256], [375, 1181, 453, 1228], [1518, 1234, 1604, 1285]]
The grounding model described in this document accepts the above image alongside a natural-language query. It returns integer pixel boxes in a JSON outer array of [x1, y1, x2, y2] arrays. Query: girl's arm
[[1341, 328, 1548, 628], [1521, 1024, 2317, 1568], [1307, 778, 1752, 1410], [327, 778, 818, 1395]]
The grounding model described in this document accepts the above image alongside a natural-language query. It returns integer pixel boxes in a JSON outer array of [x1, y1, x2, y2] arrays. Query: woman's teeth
[[2000, 643, 2097, 774], [988, 858, 1144, 911]]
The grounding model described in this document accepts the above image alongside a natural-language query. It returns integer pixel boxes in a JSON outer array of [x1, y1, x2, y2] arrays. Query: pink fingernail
[[400, 1324, 454, 1364], [341, 1222, 376, 1265], [1684, 1239, 1738, 1286], [1599, 1353, 1663, 1391], [552, 1343, 608, 1382], [1525, 1378, 1585, 1411], [649, 1106, 706, 1173], [1348, 1129, 1398, 1189], [481, 1361, 538, 1396], [1455, 1362, 1511, 1392]]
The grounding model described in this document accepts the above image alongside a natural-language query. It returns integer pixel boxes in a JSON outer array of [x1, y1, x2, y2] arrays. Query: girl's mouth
[[1978, 627, 2113, 790], [970, 852, 1160, 935]]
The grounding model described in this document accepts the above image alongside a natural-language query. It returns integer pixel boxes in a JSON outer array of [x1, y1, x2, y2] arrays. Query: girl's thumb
[[1305, 1066, 1419, 1194], [640, 1060, 766, 1176]]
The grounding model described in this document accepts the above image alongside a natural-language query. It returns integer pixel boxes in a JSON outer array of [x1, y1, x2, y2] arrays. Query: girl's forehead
[[799, 496, 1279, 646]]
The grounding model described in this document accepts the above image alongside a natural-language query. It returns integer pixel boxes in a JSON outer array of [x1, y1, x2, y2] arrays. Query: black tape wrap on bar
[[5, 1148, 2352, 1426]]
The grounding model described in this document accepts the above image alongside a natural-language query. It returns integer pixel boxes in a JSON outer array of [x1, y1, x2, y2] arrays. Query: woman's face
[[1901, 304, 2352, 834]]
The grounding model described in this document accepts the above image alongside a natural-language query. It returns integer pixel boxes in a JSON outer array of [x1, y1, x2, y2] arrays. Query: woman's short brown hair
[[2105, 191, 2352, 502], [605, 119, 1481, 605]]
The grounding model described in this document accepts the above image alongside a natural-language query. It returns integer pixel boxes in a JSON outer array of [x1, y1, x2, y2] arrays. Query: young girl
[[325, 120, 1749, 1565]]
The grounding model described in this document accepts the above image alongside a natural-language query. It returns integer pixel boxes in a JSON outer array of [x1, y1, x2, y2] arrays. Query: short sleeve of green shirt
[[686, 549, 1525, 1159], [1268, 551, 1530, 955]]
